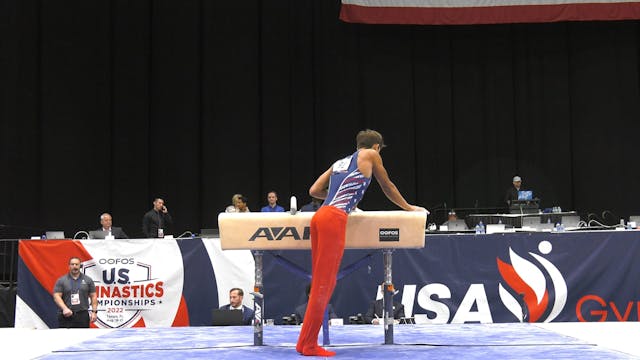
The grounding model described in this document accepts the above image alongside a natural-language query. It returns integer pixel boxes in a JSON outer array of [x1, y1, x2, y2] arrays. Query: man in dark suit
[[363, 298, 405, 324], [218, 288, 254, 325], [92, 213, 128, 239], [295, 284, 338, 324]]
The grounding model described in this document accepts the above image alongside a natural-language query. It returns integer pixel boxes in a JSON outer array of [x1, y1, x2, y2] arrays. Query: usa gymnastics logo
[[496, 241, 567, 322], [84, 258, 165, 328]]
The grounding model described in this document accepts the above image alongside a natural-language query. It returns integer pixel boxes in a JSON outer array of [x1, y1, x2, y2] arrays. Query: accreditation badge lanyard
[[157, 212, 164, 238], [70, 276, 81, 306]]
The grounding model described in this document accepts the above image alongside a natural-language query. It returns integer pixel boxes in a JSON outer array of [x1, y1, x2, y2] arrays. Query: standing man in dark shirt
[[142, 198, 173, 238], [504, 176, 522, 206], [52, 257, 98, 328]]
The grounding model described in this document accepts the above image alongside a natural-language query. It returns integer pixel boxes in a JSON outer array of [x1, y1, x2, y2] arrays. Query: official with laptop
[[217, 288, 254, 325], [90, 213, 128, 239], [504, 175, 524, 206]]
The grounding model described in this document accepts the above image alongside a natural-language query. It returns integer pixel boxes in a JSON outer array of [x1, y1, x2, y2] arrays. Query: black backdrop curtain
[[1, 0, 640, 238]]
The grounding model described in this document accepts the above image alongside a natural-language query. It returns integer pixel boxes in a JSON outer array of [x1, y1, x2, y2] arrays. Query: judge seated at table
[[363, 285, 405, 325], [441, 210, 468, 230], [295, 283, 339, 324], [219, 288, 254, 325], [91, 213, 128, 239]]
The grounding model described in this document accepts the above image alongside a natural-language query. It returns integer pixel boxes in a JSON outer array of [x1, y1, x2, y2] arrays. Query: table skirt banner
[[15, 238, 254, 329], [15, 231, 640, 327], [261, 231, 640, 324]]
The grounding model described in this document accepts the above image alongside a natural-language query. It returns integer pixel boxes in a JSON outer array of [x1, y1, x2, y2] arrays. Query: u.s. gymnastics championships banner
[[15, 238, 254, 329], [15, 231, 640, 328], [339, 1, 640, 25]]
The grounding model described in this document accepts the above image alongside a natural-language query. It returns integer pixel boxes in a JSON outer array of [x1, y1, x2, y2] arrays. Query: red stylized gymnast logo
[[496, 241, 567, 322]]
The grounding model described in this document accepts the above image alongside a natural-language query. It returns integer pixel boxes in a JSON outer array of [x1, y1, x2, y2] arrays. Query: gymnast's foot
[[301, 345, 336, 357]]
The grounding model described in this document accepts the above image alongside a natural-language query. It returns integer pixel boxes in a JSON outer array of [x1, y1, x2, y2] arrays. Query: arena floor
[[3, 322, 639, 359]]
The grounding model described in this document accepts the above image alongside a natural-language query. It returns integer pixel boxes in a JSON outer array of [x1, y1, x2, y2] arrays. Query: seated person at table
[[260, 191, 285, 212], [219, 288, 254, 325], [300, 197, 323, 212], [441, 210, 468, 230], [295, 283, 338, 324], [92, 213, 128, 239], [363, 286, 405, 325], [225, 194, 251, 213]]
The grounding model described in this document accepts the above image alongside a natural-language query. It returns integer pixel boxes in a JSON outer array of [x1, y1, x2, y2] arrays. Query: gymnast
[[295, 129, 426, 356]]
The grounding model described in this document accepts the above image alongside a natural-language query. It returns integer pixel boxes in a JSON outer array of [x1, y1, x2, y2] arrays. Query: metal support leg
[[382, 249, 394, 345], [252, 250, 264, 346], [322, 307, 330, 346]]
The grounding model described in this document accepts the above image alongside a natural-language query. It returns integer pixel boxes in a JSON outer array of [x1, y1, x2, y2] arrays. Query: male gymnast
[[296, 129, 426, 356]]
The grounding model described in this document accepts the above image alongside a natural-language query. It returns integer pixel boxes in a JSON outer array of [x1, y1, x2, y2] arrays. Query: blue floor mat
[[40, 324, 638, 359]]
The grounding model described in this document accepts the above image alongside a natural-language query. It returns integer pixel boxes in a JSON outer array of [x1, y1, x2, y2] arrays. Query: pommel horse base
[[218, 210, 427, 346]]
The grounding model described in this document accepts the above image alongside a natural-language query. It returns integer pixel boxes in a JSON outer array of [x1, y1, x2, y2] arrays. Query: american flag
[[340, 0, 640, 25]]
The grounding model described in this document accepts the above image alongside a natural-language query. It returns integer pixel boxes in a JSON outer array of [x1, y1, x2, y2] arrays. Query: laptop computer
[[45, 231, 65, 239], [212, 309, 243, 326], [521, 216, 553, 231], [486, 224, 506, 234], [521, 216, 541, 228], [200, 228, 219, 237], [518, 190, 533, 200], [89, 230, 109, 239]]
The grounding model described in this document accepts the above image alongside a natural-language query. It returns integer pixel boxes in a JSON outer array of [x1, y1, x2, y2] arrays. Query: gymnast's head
[[356, 129, 386, 151]]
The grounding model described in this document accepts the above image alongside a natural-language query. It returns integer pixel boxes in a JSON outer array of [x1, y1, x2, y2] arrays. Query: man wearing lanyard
[[53, 257, 98, 328], [142, 197, 173, 238]]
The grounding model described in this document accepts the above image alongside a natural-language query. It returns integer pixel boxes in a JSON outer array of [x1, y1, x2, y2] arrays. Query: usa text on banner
[[339, 1, 640, 25]]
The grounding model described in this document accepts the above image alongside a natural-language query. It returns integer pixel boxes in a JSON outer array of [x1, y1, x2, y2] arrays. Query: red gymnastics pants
[[296, 205, 347, 355]]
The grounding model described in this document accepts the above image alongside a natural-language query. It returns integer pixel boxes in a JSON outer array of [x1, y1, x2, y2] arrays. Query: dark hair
[[356, 129, 385, 149], [237, 196, 247, 204], [69, 256, 82, 264], [229, 288, 244, 296]]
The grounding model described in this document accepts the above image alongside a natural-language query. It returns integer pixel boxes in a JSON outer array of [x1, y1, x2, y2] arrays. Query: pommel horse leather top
[[218, 211, 427, 250]]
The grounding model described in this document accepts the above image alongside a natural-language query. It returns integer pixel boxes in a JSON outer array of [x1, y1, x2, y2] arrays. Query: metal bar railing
[[0, 239, 19, 289]]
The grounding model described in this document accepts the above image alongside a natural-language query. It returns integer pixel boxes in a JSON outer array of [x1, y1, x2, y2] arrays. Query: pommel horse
[[218, 210, 427, 346]]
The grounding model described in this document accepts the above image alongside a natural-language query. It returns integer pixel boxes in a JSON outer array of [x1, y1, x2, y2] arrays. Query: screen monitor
[[212, 309, 244, 326], [45, 231, 65, 239], [518, 191, 533, 200]]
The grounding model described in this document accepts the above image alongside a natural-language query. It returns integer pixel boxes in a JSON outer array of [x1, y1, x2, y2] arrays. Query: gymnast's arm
[[309, 167, 332, 200], [364, 149, 425, 212]]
